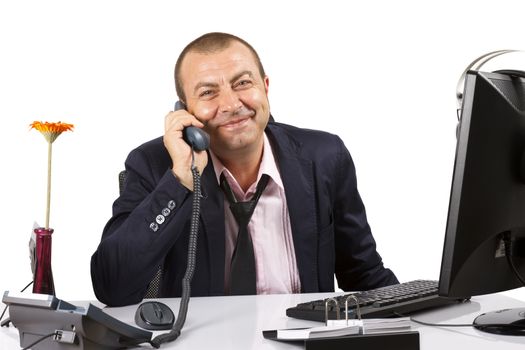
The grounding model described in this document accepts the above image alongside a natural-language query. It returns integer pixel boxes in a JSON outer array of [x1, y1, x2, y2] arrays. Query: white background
[[1, 0, 524, 302]]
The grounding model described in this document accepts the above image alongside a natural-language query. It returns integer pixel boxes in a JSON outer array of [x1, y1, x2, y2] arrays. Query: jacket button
[[162, 208, 171, 216], [168, 200, 176, 210], [156, 215, 165, 224], [149, 222, 159, 232]]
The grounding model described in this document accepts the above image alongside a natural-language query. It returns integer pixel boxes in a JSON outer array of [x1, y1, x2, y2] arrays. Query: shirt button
[[168, 200, 176, 210], [156, 215, 165, 224], [149, 223, 159, 232], [162, 208, 171, 216]]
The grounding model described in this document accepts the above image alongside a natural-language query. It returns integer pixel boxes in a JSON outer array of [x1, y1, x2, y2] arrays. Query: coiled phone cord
[[150, 150, 201, 348]]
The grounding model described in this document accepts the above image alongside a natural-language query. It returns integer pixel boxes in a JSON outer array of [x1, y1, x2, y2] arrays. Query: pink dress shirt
[[210, 135, 301, 295]]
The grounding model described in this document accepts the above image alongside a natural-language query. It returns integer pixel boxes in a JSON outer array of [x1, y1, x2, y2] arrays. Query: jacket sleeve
[[90, 146, 193, 306], [332, 138, 399, 291]]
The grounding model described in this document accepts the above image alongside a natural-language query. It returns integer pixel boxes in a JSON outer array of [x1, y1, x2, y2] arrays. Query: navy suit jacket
[[91, 121, 398, 306]]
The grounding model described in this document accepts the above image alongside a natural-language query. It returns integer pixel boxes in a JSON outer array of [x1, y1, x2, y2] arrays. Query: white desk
[[2, 292, 525, 349]]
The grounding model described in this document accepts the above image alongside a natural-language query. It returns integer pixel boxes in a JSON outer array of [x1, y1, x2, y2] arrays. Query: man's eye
[[199, 90, 214, 97], [235, 80, 252, 88]]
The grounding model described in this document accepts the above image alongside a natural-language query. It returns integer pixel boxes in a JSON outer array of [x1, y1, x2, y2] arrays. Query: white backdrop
[[1, 0, 524, 302]]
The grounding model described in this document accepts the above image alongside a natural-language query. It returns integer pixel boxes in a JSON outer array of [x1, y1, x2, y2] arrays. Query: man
[[91, 32, 398, 307]]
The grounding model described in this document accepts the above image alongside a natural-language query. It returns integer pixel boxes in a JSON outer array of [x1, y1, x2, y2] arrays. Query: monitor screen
[[438, 70, 525, 334]]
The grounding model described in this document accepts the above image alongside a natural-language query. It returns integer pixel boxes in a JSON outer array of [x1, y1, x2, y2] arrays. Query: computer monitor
[[438, 69, 525, 335]]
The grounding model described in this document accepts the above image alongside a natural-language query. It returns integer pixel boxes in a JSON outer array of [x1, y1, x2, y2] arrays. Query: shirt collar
[[209, 133, 284, 193]]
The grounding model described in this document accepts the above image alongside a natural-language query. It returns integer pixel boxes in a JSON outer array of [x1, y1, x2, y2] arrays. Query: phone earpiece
[[174, 101, 186, 111], [174, 101, 210, 151]]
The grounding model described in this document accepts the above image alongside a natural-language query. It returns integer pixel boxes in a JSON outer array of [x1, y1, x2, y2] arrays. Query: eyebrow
[[192, 70, 254, 95], [229, 70, 254, 85], [193, 81, 219, 96]]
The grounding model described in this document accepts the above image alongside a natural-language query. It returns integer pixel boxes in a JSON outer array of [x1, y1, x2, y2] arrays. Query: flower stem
[[45, 141, 52, 229]]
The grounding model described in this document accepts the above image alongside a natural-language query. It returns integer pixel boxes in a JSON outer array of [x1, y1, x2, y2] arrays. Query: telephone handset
[[174, 101, 210, 151]]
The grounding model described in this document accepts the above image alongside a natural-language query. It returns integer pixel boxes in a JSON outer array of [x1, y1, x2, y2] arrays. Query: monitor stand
[[473, 308, 525, 335]]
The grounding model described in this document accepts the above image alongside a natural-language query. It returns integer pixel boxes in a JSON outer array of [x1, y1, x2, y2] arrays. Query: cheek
[[194, 105, 217, 123], [240, 90, 268, 109]]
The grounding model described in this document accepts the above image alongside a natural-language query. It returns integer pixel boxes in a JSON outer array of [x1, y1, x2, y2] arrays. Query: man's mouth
[[220, 117, 250, 130], [218, 108, 256, 129]]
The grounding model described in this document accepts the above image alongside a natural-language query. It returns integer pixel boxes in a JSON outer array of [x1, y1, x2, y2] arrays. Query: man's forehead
[[182, 43, 257, 74]]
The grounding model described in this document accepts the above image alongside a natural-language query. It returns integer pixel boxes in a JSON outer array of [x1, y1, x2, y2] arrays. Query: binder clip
[[345, 295, 361, 323], [345, 295, 364, 332], [325, 295, 364, 331], [324, 298, 340, 326], [323, 295, 362, 323]]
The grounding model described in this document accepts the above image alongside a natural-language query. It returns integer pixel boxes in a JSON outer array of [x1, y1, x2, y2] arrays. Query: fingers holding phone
[[164, 106, 209, 191]]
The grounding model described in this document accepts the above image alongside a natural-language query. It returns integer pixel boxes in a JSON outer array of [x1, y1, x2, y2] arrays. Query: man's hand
[[164, 109, 208, 191]]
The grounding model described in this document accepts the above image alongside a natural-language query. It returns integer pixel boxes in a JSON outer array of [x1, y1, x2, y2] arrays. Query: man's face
[[179, 42, 270, 157]]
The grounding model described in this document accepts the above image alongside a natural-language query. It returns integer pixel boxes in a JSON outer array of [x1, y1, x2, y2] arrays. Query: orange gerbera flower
[[30, 121, 74, 143], [30, 121, 74, 229]]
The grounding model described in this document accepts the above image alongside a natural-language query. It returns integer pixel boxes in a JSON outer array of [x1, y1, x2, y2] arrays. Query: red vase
[[32, 227, 55, 295]]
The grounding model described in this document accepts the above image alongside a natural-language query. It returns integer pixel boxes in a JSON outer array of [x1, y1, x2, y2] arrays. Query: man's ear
[[264, 76, 269, 95]]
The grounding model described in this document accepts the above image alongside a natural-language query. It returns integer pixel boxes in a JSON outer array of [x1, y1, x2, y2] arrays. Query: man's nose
[[218, 89, 242, 114]]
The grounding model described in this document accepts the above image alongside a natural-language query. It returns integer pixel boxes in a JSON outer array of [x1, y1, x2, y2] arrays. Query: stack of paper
[[327, 317, 411, 334], [361, 317, 411, 334], [276, 323, 360, 340]]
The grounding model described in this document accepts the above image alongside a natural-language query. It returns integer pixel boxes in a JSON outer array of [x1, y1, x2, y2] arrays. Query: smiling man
[[91, 32, 398, 307]]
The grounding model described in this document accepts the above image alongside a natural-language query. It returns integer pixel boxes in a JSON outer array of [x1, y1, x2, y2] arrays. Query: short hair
[[174, 32, 266, 102]]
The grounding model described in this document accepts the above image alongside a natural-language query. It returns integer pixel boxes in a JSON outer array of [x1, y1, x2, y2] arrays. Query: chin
[[216, 134, 260, 153]]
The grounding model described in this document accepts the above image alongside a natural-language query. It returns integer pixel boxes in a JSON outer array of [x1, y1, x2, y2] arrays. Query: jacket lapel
[[266, 125, 319, 292]]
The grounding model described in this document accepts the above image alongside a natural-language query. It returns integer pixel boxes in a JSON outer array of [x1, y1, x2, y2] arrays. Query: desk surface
[[2, 292, 525, 349]]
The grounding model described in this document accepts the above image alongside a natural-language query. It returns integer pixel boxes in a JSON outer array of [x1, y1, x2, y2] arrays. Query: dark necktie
[[220, 173, 270, 295]]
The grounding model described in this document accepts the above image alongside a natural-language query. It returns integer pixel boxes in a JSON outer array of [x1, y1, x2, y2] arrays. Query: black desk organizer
[[263, 329, 419, 350], [263, 295, 420, 350]]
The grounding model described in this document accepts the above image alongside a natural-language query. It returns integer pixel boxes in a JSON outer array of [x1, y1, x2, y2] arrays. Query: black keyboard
[[286, 280, 466, 322]]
